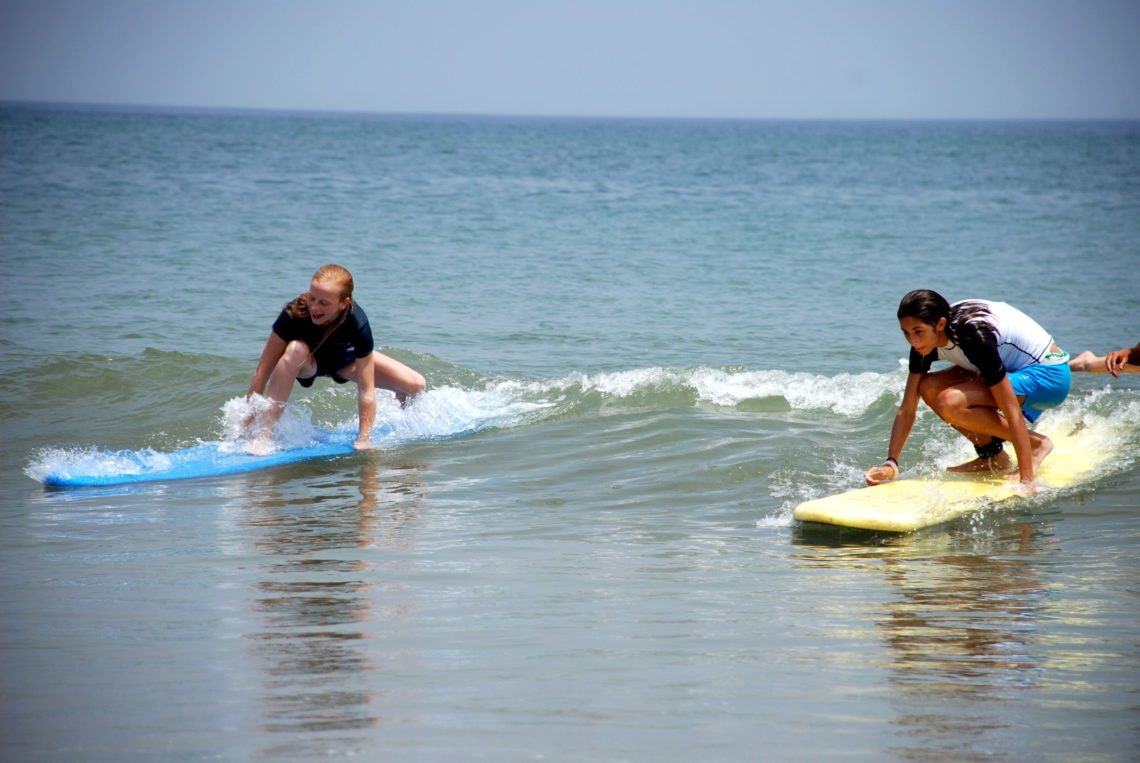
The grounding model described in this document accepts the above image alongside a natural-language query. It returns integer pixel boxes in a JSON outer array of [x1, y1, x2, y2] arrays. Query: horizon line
[[3, 98, 1138, 124]]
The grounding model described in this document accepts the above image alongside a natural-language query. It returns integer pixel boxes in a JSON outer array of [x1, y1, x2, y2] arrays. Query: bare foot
[[1068, 350, 1101, 373], [1003, 434, 1054, 481], [947, 450, 1013, 473], [1030, 434, 1053, 471], [245, 437, 277, 457]]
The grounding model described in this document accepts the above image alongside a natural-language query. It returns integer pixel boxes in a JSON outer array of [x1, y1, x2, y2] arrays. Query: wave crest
[[500, 366, 903, 417]]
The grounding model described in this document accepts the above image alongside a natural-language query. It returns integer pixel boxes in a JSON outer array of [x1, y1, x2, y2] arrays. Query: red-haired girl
[[245, 264, 425, 449]]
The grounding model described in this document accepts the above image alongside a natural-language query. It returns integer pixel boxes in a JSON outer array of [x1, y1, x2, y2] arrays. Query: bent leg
[[371, 351, 426, 399], [917, 368, 999, 447], [338, 351, 426, 404], [917, 368, 1051, 473], [259, 341, 316, 438]]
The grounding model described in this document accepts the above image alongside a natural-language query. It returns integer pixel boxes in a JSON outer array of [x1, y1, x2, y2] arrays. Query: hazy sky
[[2, 0, 1138, 119]]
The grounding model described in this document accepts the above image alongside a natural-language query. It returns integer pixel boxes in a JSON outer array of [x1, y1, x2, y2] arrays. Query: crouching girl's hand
[[864, 458, 899, 486]]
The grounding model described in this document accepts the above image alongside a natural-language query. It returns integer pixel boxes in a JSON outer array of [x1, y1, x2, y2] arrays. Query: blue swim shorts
[[1008, 356, 1071, 423]]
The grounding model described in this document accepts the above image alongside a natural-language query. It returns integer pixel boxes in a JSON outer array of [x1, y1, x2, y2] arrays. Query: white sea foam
[[687, 367, 901, 415], [25, 446, 173, 484], [218, 383, 557, 452], [26, 382, 551, 484], [373, 366, 906, 421], [535, 366, 904, 416], [370, 384, 554, 444], [218, 394, 329, 454]]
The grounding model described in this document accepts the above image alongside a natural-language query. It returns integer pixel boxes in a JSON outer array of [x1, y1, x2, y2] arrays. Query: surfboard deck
[[39, 424, 478, 488], [792, 429, 1109, 532]]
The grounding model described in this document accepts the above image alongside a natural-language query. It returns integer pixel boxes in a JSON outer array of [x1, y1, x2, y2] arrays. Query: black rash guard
[[271, 302, 375, 378]]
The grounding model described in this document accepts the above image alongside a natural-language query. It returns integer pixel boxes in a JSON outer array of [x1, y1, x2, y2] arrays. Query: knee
[[917, 375, 963, 416], [405, 370, 427, 396], [932, 387, 968, 419], [917, 375, 942, 407], [278, 341, 312, 372]]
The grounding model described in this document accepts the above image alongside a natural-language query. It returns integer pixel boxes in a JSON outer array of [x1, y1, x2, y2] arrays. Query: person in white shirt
[[864, 289, 1070, 490]]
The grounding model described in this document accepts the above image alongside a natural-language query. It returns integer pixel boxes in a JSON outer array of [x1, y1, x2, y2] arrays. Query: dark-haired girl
[[864, 289, 1070, 489]]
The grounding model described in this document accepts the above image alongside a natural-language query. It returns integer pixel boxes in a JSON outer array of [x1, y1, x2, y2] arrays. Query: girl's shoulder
[[272, 305, 310, 337], [346, 303, 369, 332]]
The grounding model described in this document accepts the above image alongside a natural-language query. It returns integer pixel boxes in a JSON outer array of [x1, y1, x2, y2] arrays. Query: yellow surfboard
[[793, 429, 1112, 532]]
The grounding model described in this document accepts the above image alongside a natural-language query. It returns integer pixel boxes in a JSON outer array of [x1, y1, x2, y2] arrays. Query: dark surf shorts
[[296, 349, 356, 387]]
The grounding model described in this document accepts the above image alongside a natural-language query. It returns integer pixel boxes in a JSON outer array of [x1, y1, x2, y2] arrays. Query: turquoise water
[[2, 104, 1139, 760]]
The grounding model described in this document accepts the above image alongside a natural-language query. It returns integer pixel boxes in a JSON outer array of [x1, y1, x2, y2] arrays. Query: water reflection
[[793, 520, 1055, 758], [224, 454, 426, 753]]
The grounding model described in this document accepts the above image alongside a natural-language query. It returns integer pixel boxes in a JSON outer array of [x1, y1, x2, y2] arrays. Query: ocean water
[[2, 103, 1139, 760]]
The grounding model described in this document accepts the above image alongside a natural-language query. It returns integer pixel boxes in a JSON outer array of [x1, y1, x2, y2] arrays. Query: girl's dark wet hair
[[898, 289, 994, 344], [898, 289, 950, 325]]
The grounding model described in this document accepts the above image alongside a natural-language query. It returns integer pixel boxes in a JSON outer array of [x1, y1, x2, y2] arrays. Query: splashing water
[[26, 382, 554, 485], [758, 384, 1140, 530]]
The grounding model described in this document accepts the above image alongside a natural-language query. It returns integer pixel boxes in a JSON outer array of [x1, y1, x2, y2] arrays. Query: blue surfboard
[[38, 422, 482, 488], [31, 385, 546, 489]]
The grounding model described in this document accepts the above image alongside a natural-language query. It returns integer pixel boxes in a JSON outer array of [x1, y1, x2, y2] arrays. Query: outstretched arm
[[990, 376, 1035, 484], [354, 352, 377, 449], [248, 332, 288, 398], [865, 372, 922, 485], [1069, 343, 1140, 376]]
